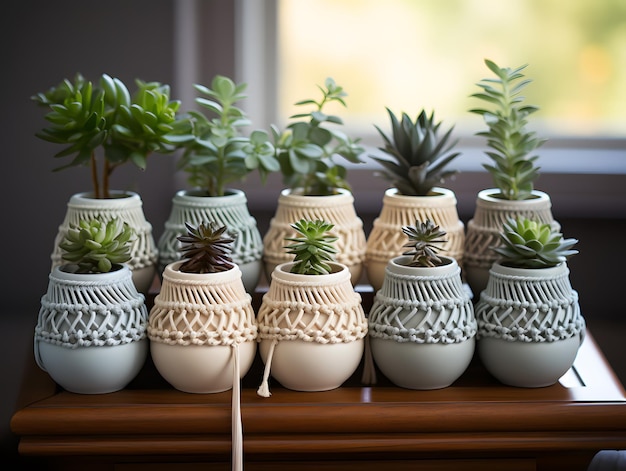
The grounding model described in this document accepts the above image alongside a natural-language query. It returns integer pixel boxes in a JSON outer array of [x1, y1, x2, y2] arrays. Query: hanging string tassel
[[231, 344, 243, 471], [257, 338, 277, 397]]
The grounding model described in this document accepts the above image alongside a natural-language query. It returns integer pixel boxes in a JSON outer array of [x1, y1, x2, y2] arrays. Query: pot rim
[[163, 259, 242, 282]]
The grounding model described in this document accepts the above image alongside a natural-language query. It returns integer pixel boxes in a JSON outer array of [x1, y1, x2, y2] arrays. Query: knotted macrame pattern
[[36, 269, 147, 348], [475, 268, 584, 343], [148, 274, 257, 347], [368, 268, 476, 344]]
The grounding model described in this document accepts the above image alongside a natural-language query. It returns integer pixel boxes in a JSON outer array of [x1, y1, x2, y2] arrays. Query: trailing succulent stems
[[284, 219, 339, 275], [372, 109, 461, 196], [402, 219, 449, 268], [177, 75, 279, 197], [59, 218, 135, 274], [493, 216, 578, 269], [470, 59, 546, 201], [176, 221, 236, 274], [33, 73, 191, 199], [272, 78, 365, 196]]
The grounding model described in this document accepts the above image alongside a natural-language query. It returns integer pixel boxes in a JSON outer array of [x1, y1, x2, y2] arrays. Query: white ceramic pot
[[365, 187, 465, 292], [262, 188, 366, 285], [368, 256, 476, 389], [475, 262, 585, 388], [157, 189, 263, 293], [35, 265, 148, 394], [464, 188, 559, 297], [50, 191, 158, 294], [148, 261, 258, 393], [256, 262, 368, 395]]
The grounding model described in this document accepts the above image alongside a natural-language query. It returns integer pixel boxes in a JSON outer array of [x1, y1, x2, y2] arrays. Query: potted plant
[[262, 78, 367, 285], [464, 59, 560, 297], [157, 75, 279, 292], [366, 219, 476, 389], [149, 221, 257, 471], [365, 108, 465, 291], [256, 219, 368, 397], [35, 217, 148, 394], [33, 73, 190, 293], [474, 216, 584, 388]]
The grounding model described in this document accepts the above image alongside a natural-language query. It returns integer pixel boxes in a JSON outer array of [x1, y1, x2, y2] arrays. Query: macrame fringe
[[257, 338, 277, 397]]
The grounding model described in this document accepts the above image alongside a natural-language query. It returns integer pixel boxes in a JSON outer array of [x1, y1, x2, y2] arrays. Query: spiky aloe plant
[[470, 59, 546, 200], [401, 219, 449, 267], [176, 221, 235, 274], [493, 217, 578, 269], [372, 108, 460, 196], [284, 219, 338, 275], [59, 218, 135, 273]]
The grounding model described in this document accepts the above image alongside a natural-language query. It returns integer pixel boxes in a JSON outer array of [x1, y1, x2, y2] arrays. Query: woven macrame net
[[157, 193, 263, 270], [36, 270, 147, 348], [51, 197, 157, 271], [475, 268, 585, 343], [148, 269, 256, 471], [256, 272, 368, 397]]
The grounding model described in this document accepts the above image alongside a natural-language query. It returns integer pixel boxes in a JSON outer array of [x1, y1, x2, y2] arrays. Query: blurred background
[[2, 0, 625, 460]]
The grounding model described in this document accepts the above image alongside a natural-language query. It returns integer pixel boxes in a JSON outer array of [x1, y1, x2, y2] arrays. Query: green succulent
[[401, 219, 449, 267], [271, 78, 364, 196], [493, 217, 578, 269], [176, 221, 236, 274], [59, 218, 135, 274], [470, 59, 546, 200], [372, 109, 460, 196], [284, 219, 339, 275], [32, 73, 191, 199], [176, 75, 279, 197]]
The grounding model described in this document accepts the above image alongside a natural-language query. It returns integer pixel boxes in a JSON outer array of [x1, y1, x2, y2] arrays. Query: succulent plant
[[59, 218, 135, 273], [284, 219, 339, 275], [470, 59, 546, 200], [176, 221, 236, 274], [401, 219, 449, 267], [372, 109, 460, 196], [32, 73, 191, 199], [493, 216, 578, 269], [271, 77, 364, 196], [177, 75, 279, 197]]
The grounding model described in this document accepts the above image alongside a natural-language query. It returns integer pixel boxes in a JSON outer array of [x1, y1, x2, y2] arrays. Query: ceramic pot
[[256, 262, 368, 396], [368, 255, 476, 389], [262, 188, 367, 285], [157, 189, 263, 293], [464, 188, 559, 297], [365, 187, 464, 292], [475, 261, 585, 388], [50, 191, 158, 294], [148, 261, 257, 393], [35, 264, 148, 394]]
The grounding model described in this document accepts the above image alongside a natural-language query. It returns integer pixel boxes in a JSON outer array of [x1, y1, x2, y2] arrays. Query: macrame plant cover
[[475, 262, 585, 387], [256, 262, 368, 397], [365, 256, 476, 389], [365, 187, 465, 291], [148, 262, 257, 471], [262, 188, 367, 285], [157, 189, 263, 292], [35, 264, 148, 393], [50, 191, 158, 294]]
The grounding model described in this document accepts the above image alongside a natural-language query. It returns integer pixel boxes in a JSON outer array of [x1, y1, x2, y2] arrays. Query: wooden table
[[11, 288, 626, 470]]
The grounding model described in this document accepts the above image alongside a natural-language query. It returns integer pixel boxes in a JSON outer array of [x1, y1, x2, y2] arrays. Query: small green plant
[[470, 59, 546, 200], [401, 219, 448, 267], [272, 78, 364, 196], [177, 75, 279, 197], [59, 218, 135, 274], [372, 109, 460, 196], [284, 219, 338, 275], [32, 73, 191, 199], [176, 221, 236, 274], [493, 216, 578, 269]]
